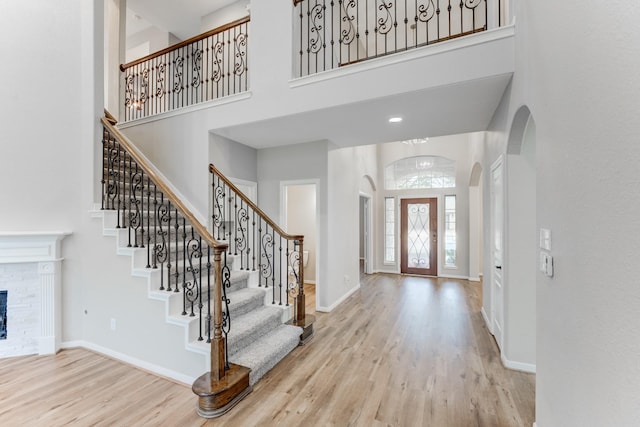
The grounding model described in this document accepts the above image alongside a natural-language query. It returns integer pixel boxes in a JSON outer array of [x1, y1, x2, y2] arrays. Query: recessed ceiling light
[[388, 116, 403, 123]]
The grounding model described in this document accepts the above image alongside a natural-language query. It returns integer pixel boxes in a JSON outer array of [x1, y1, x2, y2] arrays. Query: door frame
[[490, 156, 505, 349], [280, 179, 321, 311], [400, 197, 439, 276], [359, 192, 373, 275]]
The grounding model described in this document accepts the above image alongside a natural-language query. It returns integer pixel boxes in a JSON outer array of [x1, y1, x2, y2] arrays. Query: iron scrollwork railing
[[101, 112, 231, 379], [294, 0, 489, 77], [121, 17, 249, 122], [210, 164, 306, 322]]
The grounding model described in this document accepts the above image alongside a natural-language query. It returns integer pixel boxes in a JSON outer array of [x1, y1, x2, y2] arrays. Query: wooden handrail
[[102, 114, 227, 252], [120, 16, 251, 71], [209, 164, 303, 242], [104, 108, 117, 125]]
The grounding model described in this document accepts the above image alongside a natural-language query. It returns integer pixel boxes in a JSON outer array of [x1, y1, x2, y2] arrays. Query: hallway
[[0, 274, 534, 426]]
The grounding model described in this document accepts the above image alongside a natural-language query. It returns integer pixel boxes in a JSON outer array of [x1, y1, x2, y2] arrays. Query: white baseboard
[[316, 283, 361, 312], [501, 353, 536, 373], [305, 280, 316, 285], [439, 273, 470, 280], [533, 422, 538, 427], [61, 340, 196, 385], [469, 276, 481, 282], [481, 307, 492, 334]]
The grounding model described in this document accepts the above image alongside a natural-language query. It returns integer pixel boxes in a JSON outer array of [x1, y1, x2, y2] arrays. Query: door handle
[[495, 265, 502, 269]]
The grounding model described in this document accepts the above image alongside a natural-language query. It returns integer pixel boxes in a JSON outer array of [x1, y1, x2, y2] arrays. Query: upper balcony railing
[[120, 17, 249, 122], [294, 0, 494, 77]]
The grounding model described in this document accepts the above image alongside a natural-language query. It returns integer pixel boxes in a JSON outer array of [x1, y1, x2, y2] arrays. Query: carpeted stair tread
[[226, 287, 266, 318], [230, 324, 302, 386], [226, 270, 250, 293], [227, 306, 284, 357]]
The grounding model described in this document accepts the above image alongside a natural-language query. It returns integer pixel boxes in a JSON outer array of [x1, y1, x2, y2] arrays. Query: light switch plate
[[539, 228, 552, 251], [539, 252, 554, 277]]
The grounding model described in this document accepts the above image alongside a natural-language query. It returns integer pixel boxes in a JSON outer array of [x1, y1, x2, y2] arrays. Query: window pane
[[444, 195, 457, 267], [384, 197, 395, 263], [384, 156, 456, 190]]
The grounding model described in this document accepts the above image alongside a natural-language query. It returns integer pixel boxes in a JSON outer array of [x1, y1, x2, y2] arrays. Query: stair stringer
[[91, 209, 211, 363], [90, 208, 301, 387]]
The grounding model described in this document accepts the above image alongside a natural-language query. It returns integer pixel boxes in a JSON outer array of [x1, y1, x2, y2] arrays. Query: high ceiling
[[126, 0, 238, 40]]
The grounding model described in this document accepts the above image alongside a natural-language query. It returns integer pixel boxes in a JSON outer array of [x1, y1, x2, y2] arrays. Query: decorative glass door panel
[[401, 198, 438, 276]]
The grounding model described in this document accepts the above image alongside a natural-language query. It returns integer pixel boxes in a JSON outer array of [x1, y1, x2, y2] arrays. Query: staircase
[[94, 112, 311, 417]]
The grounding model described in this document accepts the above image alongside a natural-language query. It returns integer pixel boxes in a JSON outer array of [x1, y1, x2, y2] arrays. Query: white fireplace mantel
[[0, 231, 71, 356]]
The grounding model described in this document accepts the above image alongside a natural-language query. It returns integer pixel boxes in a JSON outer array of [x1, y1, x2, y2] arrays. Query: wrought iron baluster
[[459, 0, 463, 35], [252, 209, 256, 271], [278, 236, 283, 305], [404, 0, 409, 50], [299, 3, 304, 76], [286, 243, 290, 307], [233, 26, 237, 95], [101, 128, 107, 210], [129, 163, 143, 248], [183, 225, 200, 319], [258, 219, 264, 287], [394, 0, 398, 52], [236, 199, 249, 269], [126, 153, 132, 247], [261, 222, 273, 290], [206, 246, 212, 343], [146, 177, 152, 268], [166, 200, 174, 291], [226, 29, 231, 97], [174, 208, 180, 292], [331, 0, 335, 70], [448, 0, 452, 37], [139, 169, 146, 248], [221, 251, 231, 370], [436, 0, 441, 39], [228, 187, 233, 255], [233, 192, 238, 256], [272, 228, 276, 303]]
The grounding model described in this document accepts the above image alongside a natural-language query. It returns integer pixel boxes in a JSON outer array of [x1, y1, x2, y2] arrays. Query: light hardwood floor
[[0, 274, 534, 426]]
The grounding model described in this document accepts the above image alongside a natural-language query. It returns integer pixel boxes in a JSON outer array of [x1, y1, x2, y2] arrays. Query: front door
[[401, 198, 438, 276]]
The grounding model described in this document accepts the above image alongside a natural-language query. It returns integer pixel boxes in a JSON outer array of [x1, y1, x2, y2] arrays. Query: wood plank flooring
[[0, 274, 534, 426]]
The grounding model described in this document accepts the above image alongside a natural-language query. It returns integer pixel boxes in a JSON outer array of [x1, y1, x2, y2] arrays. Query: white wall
[[326, 144, 378, 308], [257, 141, 329, 307], [209, 133, 257, 182], [0, 0, 105, 344], [286, 185, 317, 284], [485, 1, 640, 425], [125, 26, 179, 62], [505, 117, 536, 369], [200, 0, 249, 32]]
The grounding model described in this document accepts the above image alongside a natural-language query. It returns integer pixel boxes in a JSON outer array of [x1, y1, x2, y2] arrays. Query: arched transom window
[[384, 156, 456, 190]]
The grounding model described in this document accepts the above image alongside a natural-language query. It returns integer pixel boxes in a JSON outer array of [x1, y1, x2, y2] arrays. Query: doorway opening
[[281, 181, 319, 312], [359, 194, 373, 278]]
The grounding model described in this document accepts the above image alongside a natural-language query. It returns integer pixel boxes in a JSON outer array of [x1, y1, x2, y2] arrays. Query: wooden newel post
[[211, 246, 226, 381], [289, 238, 313, 345], [295, 238, 305, 325], [192, 243, 251, 418]]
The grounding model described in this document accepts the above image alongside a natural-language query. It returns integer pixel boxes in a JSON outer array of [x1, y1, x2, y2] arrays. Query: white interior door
[[363, 197, 370, 274], [491, 159, 505, 350]]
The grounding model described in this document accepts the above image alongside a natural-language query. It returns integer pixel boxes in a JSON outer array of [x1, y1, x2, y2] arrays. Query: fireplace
[[0, 232, 69, 358], [0, 290, 6, 340]]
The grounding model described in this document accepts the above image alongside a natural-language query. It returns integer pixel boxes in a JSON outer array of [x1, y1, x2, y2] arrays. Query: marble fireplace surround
[[0, 232, 70, 358]]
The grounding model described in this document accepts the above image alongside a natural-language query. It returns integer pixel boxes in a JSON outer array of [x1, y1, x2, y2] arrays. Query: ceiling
[[126, 0, 238, 40], [213, 75, 511, 149]]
